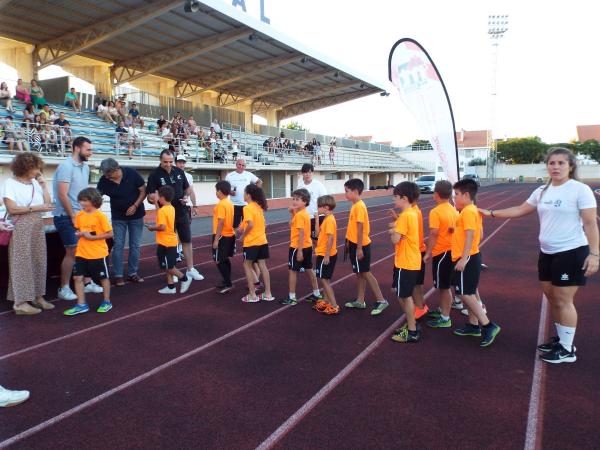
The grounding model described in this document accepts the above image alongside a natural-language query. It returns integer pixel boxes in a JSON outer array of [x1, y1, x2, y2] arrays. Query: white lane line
[[524, 295, 549, 450]]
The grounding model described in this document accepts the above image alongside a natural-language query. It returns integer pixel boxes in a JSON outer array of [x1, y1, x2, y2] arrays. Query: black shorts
[[243, 244, 269, 262], [157, 245, 177, 270], [432, 251, 453, 289], [538, 245, 589, 287], [416, 251, 426, 285], [393, 267, 420, 299], [73, 256, 109, 280], [453, 252, 481, 296], [212, 235, 235, 263], [310, 215, 325, 240], [233, 205, 244, 229], [175, 214, 191, 244], [348, 242, 371, 273], [315, 254, 337, 279], [288, 247, 313, 272]]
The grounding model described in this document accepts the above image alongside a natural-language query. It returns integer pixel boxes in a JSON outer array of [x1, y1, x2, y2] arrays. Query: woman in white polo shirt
[[480, 147, 598, 364]]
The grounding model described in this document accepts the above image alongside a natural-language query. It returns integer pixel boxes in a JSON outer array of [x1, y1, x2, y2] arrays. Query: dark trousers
[[217, 260, 232, 286]]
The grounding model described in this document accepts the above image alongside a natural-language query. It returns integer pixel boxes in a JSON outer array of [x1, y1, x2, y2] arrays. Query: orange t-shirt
[[75, 210, 112, 259], [345, 200, 371, 245], [412, 204, 426, 252], [242, 201, 267, 247], [429, 201, 459, 256], [394, 207, 421, 270], [213, 197, 234, 237], [290, 208, 312, 249], [315, 214, 338, 256], [156, 204, 178, 247], [451, 203, 481, 261]]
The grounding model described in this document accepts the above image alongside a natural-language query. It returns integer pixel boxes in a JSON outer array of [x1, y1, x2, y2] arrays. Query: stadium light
[[184, 0, 201, 13]]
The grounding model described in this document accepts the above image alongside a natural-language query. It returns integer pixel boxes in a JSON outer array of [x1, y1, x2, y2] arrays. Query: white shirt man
[[225, 158, 262, 227], [211, 119, 221, 134], [297, 163, 327, 238]]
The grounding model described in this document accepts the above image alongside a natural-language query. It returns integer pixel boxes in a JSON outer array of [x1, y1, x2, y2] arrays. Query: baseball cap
[[176, 154, 187, 162]]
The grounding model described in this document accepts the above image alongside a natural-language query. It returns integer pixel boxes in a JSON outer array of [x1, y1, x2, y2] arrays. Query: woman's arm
[[581, 208, 599, 276], [3, 197, 53, 215], [479, 201, 536, 219]]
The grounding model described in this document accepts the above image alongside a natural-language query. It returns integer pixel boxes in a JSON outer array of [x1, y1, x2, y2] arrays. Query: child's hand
[[479, 208, 491, 217], [387, 209, 398, 219], [423, 251, 431, 263], [454, 257, 467, 272], [80, 231, 93, 239], [212, 238, 219, 249], [323, 256, 330, 265], [296, 251, 304, 262], [357, 248, 364, 260]]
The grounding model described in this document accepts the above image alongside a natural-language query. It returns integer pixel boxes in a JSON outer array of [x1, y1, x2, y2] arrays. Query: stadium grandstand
[[0, 0, 428, 205]]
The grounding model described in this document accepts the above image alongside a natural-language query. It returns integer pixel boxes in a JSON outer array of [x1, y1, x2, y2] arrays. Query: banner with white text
[[388, 38, 459, 183]]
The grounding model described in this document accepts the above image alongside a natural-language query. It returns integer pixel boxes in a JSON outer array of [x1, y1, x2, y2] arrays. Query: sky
[[262, 0, 600, 146]]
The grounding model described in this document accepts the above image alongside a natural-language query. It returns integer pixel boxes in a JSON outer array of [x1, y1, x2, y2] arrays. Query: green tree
[[285, 120, 307, 131], [468, 157, 487, 166], [577, 139, 600, 163], [410, 139, 432, 151], [497, 136, 548, 164]]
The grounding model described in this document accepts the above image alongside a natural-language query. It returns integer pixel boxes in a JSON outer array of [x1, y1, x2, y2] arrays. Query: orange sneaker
[[414, 305, 430, 320], [313, 299, 328, 311], [321, 304, 340, 315]]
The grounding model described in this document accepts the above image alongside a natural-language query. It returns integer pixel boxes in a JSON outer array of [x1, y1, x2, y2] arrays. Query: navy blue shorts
[[54, 215, 78, 247]]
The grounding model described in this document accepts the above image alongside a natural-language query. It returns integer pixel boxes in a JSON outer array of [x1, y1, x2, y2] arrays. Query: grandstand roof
[[0, 0, 387, 120]]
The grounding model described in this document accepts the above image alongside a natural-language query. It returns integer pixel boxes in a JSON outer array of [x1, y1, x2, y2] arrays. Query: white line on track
[[524, 295, 548, 450]]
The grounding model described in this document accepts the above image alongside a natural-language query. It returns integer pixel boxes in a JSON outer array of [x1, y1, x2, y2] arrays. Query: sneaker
[[306, 292, 323, 303], [0, 386, 30, 407], [371, 300, 389, 316], [480, 322, 501, 347], [313, 299, 328, 311], [481, 263, 489, 270], [13, 303, 42, 315], [58, 286, 77, 301], [84, 281, 103, 294], [320, 304, 340, 315], [64, 303, 90, 316], [96, 301, 113, 313], [540, 344, 577, 364], [280, 297, 298, 306], [176, 253, 184, 262], [391, 327, 420, 343], [394, 322, 422, 333], [461, 303, 487, 316], [536, 336, 577, 353], [127, 274, 144, 283], [254, 281, 264, 293], [453, 323, 482, 337], [114, 277, 125, 287], [427, 316, 452, 328], [414, 305, 429, 320], [344, 300, 367, 309], [427, 308, 442, 319], [187, 267, 205, 281], [451, 297, 464, 310], [217, 285, 233, 294], [180, 277, 193, 294], [158, 286, 176, 294]]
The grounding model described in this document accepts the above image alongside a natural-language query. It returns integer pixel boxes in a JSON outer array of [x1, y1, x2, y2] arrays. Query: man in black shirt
[[146, 150, 204, 282], [53, 112, 69, 128], [97, 158, 146, 286]]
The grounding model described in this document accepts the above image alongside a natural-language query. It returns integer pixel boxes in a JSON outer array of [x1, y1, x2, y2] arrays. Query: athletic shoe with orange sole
[[414, 305, 430, 320], [320, 304, 340, 315], [313, 299, 328, 311]]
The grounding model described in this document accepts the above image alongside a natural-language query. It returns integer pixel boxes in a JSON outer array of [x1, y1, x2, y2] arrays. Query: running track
[[0, 183, 598, 449]]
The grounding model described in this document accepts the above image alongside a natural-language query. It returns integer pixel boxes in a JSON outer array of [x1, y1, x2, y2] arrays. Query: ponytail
[[245, 184, 268, 210]]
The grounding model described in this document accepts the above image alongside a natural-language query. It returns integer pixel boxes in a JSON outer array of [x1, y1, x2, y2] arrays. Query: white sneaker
[[58, 286, 77, 301], [451, 297, 464, 310], [84, 281, 103, 294], [180, 277, 193, 294], [461, 302, 487, 316], [0, 386, 30, 407], [172, 276, 178, 283], [187, 267, 204, 281], [158, 286, 176, 294]]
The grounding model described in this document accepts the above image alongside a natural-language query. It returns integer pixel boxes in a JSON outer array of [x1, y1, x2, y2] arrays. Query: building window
[[464, 149, 474, 158], [324, 172, 343, 180]]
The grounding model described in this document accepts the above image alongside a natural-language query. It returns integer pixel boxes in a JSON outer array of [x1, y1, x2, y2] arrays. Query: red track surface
[[1, 184, 598, 450]]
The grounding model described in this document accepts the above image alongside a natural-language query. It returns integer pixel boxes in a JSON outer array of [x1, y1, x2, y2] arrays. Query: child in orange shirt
[[343, 178, 388, 316], [313, 195, 340, 315], [64, 188, 113, 316], [212, 180, 235, 294], [281, 188, 322, 306], [146, 185, 193, 295], [389, 182, 423, 343], [237, 184, 273, 303], [451, 179, 500, 347]]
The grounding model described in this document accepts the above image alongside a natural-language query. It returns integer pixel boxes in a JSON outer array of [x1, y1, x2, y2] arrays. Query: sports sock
[[289, 293, 296, 300], [441, 315, 450, 321], [62, 284, 70, 290], [556, 323, 576, 349], [313, 289, 321, 297]]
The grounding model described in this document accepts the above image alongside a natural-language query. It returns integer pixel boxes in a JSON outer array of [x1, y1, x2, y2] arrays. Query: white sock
[[289, 293, 296, 300], [313, 289, 321, 297], [556, 323, 576, 349], [441, 315, 450, 321], [62, 284, 70, 290]]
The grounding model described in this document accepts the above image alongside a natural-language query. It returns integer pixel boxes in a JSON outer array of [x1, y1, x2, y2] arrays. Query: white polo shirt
[[297, 178, 327, 217], [226, 170, 259, 206]]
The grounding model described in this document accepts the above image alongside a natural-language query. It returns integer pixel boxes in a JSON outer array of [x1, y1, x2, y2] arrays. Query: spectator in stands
[[127, 122, 142, 159], [186, 115, 198, 143], [20, 118, 33, 152], [29, 80, 46, 109], [54, 112, 71, 154], [97, 158, 146, 286], [53, 136, 102, 301], [225, 158, 262, 228], [23, 103, 35, 122], [42, 123, 58, 152], [64, 87, 81, 113], [329, 141, 335, 165], [0, 82, 15, 113], [34, 113, 44, 128], [1, 152, 55, 314], [116, 100, 127, 119], [48, 108, 57, 122], [53, 111, 68, 128], [15, 79, 31, 104], [118, 93, 128, 108], [97, 100, 116, 124], [106, 101, 119, 122], [2, 116, 23, 152], [211, 118, 223, 139], [231, 138, 239, 160], [115, 120, 129, 154], [128, 102, 144, 129], [124, 113, 134, 128], [314, 141, 322, 165], [94, 91, 108, 111], [29, 122, 42, 152], [156, 113, 168, 135]]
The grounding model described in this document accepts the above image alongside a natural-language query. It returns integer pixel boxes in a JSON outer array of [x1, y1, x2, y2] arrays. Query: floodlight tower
[[486, 14, 508, 181]]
